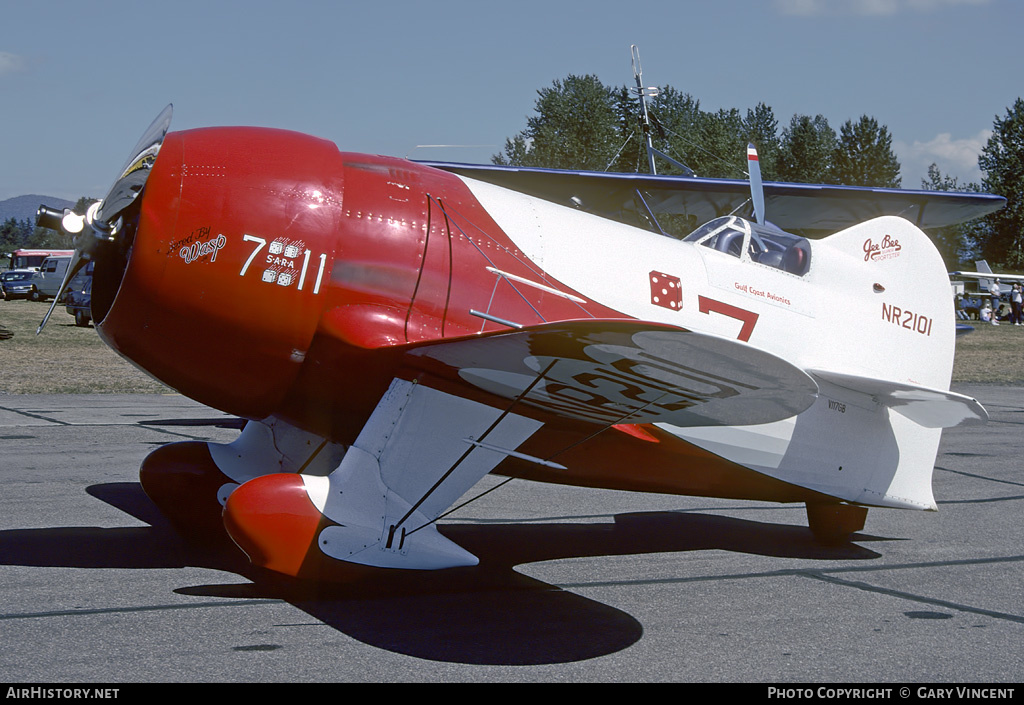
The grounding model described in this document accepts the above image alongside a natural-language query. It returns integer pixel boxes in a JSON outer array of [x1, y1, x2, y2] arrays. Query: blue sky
[[1, 0, 1021, 201]]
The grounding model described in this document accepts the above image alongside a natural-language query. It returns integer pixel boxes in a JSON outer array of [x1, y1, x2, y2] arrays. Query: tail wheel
[[806, 502, 868, 544]]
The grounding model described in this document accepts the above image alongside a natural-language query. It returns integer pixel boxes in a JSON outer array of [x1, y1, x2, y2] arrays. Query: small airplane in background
[[950, 260, 1024, 294], [32, 88, 1004, 582]]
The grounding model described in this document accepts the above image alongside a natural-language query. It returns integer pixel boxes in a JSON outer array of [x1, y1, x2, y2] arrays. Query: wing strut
[[390, 359, 558, 544], [406, 378, 677, 537]]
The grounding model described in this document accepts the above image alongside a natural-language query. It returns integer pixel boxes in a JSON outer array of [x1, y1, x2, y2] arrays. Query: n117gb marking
[[882, 302, 932, 336]]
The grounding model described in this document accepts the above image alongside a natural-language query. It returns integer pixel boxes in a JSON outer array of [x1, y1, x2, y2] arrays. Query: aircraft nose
[[94, 126, 346, 419]]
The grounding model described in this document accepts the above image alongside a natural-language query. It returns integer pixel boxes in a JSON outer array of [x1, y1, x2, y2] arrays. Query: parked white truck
[[29, 255, 72, 302]]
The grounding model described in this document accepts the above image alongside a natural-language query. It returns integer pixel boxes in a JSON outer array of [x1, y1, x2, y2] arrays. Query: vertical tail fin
[[747, 143, 765, 226], [974, 260, 995, 293], [675, 215, 981, 512]]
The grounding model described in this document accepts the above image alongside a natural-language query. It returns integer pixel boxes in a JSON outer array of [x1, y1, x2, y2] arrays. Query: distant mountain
[[0, 195, 76, 225]]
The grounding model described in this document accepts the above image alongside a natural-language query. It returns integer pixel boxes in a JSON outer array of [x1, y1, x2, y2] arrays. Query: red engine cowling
[[94, 127, 346, 419]]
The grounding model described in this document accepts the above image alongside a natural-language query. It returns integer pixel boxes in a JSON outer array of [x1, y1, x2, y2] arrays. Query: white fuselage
[[460, 175, 958, 511]]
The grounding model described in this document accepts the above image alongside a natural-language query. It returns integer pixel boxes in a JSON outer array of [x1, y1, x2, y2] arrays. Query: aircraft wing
[[420, 161, 1005, 235], [229, 319, 823, 573], [404, 319, 819, 428], [950, 271, 1024, 282]]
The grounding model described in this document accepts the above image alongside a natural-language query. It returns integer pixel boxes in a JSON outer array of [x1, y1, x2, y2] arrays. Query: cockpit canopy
[[684, 216, 811, 276]]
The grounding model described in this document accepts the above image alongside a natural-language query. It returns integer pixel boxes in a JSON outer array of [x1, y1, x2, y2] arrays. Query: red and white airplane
[[36, 105, 1004, 580]]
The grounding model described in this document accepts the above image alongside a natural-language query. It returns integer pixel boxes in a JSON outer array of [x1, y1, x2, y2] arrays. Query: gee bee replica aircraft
[[36, 105, 1004, 580]]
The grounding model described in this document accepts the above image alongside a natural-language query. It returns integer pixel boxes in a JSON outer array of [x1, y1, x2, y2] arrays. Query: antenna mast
[[631, 45, 659, 175], [630, 46, 695, 177]]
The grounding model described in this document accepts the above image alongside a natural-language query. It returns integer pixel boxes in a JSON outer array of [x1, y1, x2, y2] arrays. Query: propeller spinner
[[35, 104, 173, 334]]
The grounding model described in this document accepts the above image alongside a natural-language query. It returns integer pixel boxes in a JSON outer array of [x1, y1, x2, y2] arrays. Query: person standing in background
[[1011, 283, 1023, 326]]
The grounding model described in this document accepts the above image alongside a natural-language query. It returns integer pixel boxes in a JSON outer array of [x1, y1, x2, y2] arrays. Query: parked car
[[64, 261, 93, 326], [29, 255, 72, 302], [1, 269, 37, 300]]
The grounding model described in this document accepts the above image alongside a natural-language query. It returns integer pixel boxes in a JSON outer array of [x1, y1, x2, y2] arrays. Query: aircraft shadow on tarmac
[[0, 481, 881, 666]]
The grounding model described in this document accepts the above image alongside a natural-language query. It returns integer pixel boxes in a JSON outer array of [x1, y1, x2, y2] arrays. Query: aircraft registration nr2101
[[881, 301, 934, 337]]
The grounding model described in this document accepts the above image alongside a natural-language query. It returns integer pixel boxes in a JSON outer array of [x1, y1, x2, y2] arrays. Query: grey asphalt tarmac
[[0, 386, 1021, 683]]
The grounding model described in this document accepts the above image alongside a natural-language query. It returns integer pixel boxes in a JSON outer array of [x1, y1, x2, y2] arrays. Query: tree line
[[4, 88, 1021, 272], [493, 74, 901, 186], [493, 74, 1024, 270]]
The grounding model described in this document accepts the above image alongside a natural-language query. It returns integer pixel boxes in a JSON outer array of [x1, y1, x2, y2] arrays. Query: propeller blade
[[36, 251, 88, 335], [36, 105, 173, 334], [94, 104, 173, 229], [747, 142, 765, 226]]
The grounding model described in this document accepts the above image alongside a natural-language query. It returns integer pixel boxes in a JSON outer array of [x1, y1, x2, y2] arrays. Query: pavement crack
[[800, 570, 1024, 624], [558, 555, 1024, 626], [0, 598, 283, 621], [0, 405, 71, 425]]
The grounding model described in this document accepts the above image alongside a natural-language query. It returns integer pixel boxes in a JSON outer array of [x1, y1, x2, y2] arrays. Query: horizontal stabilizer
[[809, 369, 987, 428], [409, 320, 819, 427]]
